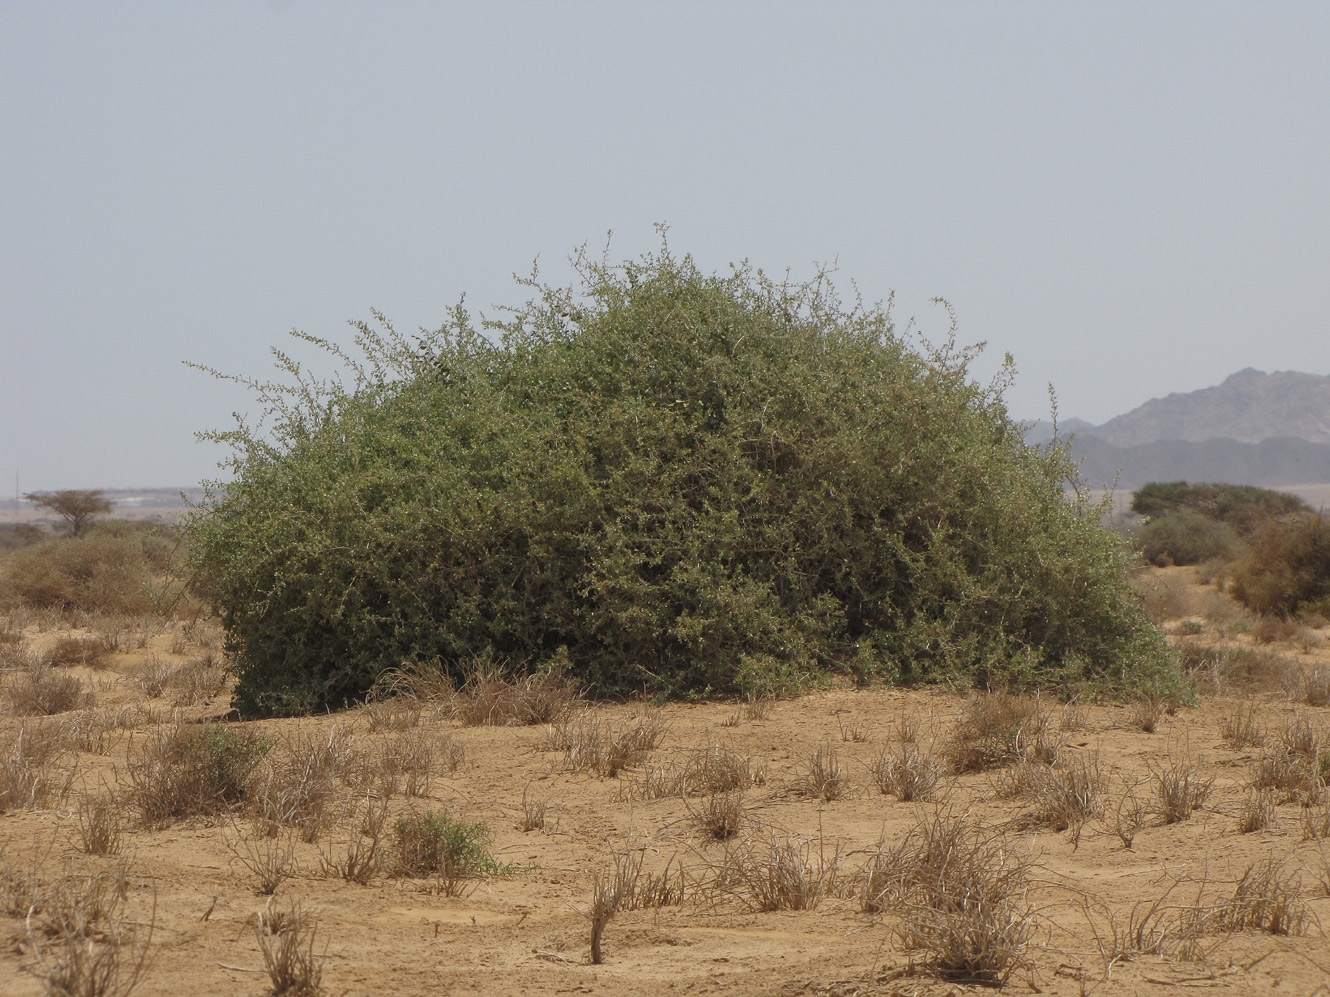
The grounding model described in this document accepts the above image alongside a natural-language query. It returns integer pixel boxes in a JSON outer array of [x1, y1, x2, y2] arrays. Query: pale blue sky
[[3, 1, 1327, 489]]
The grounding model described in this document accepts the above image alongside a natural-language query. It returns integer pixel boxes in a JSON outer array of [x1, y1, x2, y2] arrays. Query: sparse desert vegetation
[[2, 556, 1330, 994]]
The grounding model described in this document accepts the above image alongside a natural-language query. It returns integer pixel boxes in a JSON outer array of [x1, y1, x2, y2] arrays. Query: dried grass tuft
[[866, 811, 1033, 985], [944, 692, 1055, 773], [869, 742, 943, 802]]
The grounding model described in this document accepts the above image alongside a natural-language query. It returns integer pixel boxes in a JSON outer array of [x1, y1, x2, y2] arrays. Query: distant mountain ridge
[[1023, 368, 1330, 489], [1090, 368, 1330, 447]]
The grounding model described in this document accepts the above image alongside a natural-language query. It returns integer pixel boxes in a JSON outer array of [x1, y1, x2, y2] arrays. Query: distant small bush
[[4, 666, 90, 716], [0, 524, 47, 555], [1231, 514, 1330, 617], [1135, 509, 1241, 567]]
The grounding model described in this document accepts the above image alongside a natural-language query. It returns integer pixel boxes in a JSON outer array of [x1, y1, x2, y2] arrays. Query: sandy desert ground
[[5, 567, 1330, 997]]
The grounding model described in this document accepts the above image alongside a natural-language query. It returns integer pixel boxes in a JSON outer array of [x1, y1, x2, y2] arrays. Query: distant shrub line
[[1130, 480, 1329, 618]]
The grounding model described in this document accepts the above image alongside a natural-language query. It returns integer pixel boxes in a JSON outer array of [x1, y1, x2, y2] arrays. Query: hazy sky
[[3, 2, 1328, 490]]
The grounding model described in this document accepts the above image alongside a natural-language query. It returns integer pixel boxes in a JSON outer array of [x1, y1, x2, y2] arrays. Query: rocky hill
[[1026, 368, 1330, 489], [1090, 368, 1330, 447]]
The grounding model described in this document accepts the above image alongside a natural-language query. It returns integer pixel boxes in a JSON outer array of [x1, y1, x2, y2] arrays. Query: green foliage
[[1132, 482, 1309, 535], [1135, 509, 1242, 566], [1231, 514, 1330, 617], [393, 810, 507, 879], [189, 244, 1180, 716]]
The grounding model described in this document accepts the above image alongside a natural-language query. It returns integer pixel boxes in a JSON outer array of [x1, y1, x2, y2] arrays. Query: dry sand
[[4, 566, 1330, 996]]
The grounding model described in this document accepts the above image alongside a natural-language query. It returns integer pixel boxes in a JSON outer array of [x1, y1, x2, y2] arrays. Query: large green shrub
[[189, 247, 1180, 717], [1135, 508, 1242, 566], [1132, 482, 1309, 535]]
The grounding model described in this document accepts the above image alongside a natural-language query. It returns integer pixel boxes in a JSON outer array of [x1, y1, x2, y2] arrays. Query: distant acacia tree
[[24, 489, 113, 537]]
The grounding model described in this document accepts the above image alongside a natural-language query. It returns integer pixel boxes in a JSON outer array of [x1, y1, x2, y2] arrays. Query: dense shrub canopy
[[1132, 482, 1309, 535], [1135, 509, 1241, 566], [189, 248, 1179, 717]]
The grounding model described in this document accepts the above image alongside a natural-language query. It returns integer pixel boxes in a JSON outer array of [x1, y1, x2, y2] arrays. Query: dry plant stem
[[23, 860, 156, 997], [229, 830, 297, 895], [519, 785, 548, 831], [708, 832, 841, 912], [1219, 705, 1265, 749], [799, 743, 849, 800], [256, 899, 324, 996], [870, 742, 943, 802], [588, 847, 684, 963], [77, 797, 122, 856], [873, 811, 1033, 985], [1151, 759, 1213, 823]]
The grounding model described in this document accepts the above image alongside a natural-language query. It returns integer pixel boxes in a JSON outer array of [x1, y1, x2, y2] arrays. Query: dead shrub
[[169, 651, 228, 706], [836, 714, 868, 742], [13, 857, 154, 997], [944, 691, 1054, 773], [228, 831, 297, 895], [1250, 748, 1323, 804], [1301, 798, 1330, 840], [76, 797, 123, 855], [250, 729, 349, 842], [5, 664, 90, 715], [795, 743, 850, 801], [1088, 892, 1185, 969], [1058, 704, 1089, 732], [634, 744, 759, 800], [383, 658, 580, 727], [555, 709, 666, 777], [1301, 665, 1330, 707], [870, 812, 1033, 985], [1209, 857, 1311, 935], [127, 722, 270, 825], [363, 696, 423, 732], [709, 832, 842, 912], [1107, 785, 1148, 849], [1255, 614, 1305, 645], [587, 847, 684, 963], [366, 732, 437, 798], [0, 724, 66, 812], [1237, 790, 1279, 834], [255, 899, 323, 996], [131, 657, 174, 699], [1150, 758, 1213, 823], [1219, 705, 1265, 750], [317, 798, 386, 885], [692, 791, 746, 840], [1129, 696, 1165, 733], [54, 708, 121, 755], [1007, 754, 1105, 838], [518, 784, 548, 831], [1179, 644, 1300, 697], [869, 742, 943, 802], [42, 634, 114, 669], [1278, 716, 1323, 760]]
